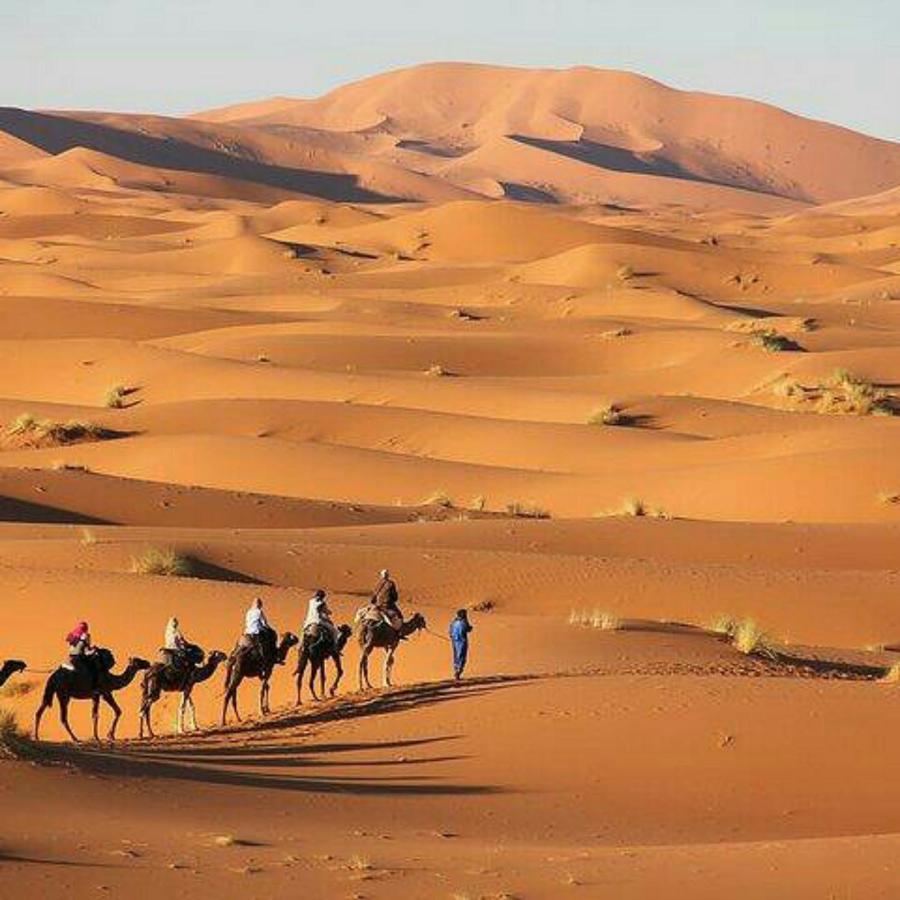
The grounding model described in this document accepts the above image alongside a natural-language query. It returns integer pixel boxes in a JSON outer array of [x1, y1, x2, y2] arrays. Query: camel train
[[16, 570, 430, 743]]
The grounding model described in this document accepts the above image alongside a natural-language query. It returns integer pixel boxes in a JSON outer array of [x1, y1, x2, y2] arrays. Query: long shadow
[[0, 494, 110, 525], [33, 676, 529, 797], [510, 134, 798, 201], [0, 108, 398, 204]]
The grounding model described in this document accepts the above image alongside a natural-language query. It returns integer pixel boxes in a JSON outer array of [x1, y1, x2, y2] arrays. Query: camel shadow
[[35, 675, 531, 797]]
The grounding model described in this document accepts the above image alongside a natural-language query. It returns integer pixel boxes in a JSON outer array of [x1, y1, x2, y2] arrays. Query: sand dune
[[0, 64, 899, 900]]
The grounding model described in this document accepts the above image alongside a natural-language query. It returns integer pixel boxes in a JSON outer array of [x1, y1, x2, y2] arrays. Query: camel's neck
[[194, 658, 223, 684], [276, 642, 292, 664], [0, 663, 15, 686], [107, 664, 141, 690], [400, 618, 422, 637], [336, 632, 350, 652]]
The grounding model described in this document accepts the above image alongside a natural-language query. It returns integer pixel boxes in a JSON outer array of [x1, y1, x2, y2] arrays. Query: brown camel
[[138, 649, 227, 738], [295, 624, 352, 704], [34, 649, 150, 742], [0, 659, 26, 688], [357, 612, 426, 690], [221, 631, 298, 725]]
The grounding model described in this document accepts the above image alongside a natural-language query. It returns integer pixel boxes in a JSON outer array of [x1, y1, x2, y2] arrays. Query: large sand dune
[[1, 64, 899, 899]]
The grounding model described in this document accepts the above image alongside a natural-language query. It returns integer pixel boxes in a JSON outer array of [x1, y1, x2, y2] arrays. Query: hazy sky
[[3, 0, 898, 139]]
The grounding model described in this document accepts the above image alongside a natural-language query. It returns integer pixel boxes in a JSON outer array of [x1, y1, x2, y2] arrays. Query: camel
[[295, 624, 352, 704], [357, 612, 426, 690], [138, 649, 227, 738], [0, 659, 26, 688], [221, 631, 298, 725], [34, 649, 150, 742]]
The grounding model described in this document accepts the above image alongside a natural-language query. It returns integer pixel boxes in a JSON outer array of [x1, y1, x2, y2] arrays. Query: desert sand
[[0, 63, 899, 898]]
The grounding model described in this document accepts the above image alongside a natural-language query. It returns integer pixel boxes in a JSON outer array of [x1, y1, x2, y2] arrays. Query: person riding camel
[[64, 620, 97, 684], [303, 589, 337, 651], [369, 569, 404, 632], [161, 616, 188, 669], [242, 597, 276, 663]]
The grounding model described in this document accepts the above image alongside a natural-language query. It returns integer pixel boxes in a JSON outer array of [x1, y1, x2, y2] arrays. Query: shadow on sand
[[32, 675, 533, 797]]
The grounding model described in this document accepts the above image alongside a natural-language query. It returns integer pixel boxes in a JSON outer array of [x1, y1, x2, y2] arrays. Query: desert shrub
[[104, 385, 130, 409], [708, 614, 739, 637], [616, 265, 635, 281], [425, 364, 449, 377], [749, 330, 799, 352], [423, 490, 453, 508], [596, 497, 668, 519], [881, 662, 900, 683], [569, 609, 620, 631], [818, 370, 894, 416], [4, 415, 111, 448], [130, 548, 195, 577], [878, 491, 900, 505], [505, 501, 550, 519], [587, 403, 623, 426], [731, 618, 775, 656]]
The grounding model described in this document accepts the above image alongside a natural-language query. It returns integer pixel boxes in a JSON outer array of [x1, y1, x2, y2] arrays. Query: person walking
[[449, 609, 473, 680]]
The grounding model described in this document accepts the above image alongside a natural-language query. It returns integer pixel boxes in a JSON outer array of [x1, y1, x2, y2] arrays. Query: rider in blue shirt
[[449, 609, 473, 680]]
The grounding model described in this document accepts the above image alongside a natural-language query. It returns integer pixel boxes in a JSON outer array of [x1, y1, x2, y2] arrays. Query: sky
[[3, 0, 898, 140]]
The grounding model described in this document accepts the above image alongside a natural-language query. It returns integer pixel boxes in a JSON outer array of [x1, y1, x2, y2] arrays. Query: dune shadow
[[0, 108, 399, 204], [0, 494, 111, 525]]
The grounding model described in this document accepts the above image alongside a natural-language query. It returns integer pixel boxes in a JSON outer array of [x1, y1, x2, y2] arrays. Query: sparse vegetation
[[469, 495, 486, 512], [599, 326, 632, 339], [130, 548, 195, 577], [816, 370, 895, 416], [0, 707, 31, 760], [104, 385, 130, 409], [426, 363, 450, 377], [505, 501, 550, 519], [616, 265, 635, 281], [423, 490, 453, 508], [4, 415, 112, 448], [731, 618, 774, 656], [881, 662, 900, 684], [708, 614, 739, 637], [80, 527, 97, 545], [878, 491, 900, 505], [346, 854, 372, 871], [569, 609, 621, 631], [749, 329, 799, 352], [587, 403, 624, 426], [0, 679, 35, 699], [595, 497, 668, 519]]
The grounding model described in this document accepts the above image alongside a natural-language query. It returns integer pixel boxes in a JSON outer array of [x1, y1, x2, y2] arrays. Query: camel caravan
[[14, 569, 441, 743]]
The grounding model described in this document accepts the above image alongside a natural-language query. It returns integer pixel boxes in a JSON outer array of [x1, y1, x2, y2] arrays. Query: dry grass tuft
[[881, 662, 900, 684], [505, 501, 550, 519], [877, 491, 900, 505], [731, 618, 776, 656], [816, 370, 895, 416], [5, 415, 111, 448], [569, 609, 621, 631], [708, 614, 739, 638], [423, 490, 453, 508], [104, 385, 130, 409], [748, 330, 799, 352], [596, 497, 668, 519], [587, 403, 624, 426], [425, 363, 450, 377], [616, 265, 635, 281], [346, 854, 372, 871], [130, 548, 195, 577]]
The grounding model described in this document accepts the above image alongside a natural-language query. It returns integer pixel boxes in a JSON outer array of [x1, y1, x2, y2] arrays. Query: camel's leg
[[309, 659, 321, 701], [384, 647, 395, 688], [259, 677, 270, 716], [359, 646, 373, 690], [34, 696, 51, 741], [330, 653, 343, 697], [102, 692, 122, 741], [58, 696, 78, 743], [183, 688, 197, 732], [318, 659, 326, 699], [91, 695, 101, 742], [296, 650, 308, 705]]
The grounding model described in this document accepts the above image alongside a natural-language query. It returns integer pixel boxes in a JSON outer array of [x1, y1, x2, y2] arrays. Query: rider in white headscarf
[[303, 589, 337, 646]]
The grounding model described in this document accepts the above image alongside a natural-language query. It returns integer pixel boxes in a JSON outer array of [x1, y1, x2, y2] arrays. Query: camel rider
[[303, 589, 337, 650], [370, 568, 403, 632], [65, 620, 97, 683], [161, 616, 188, 668], [243, 597, 275, 662]]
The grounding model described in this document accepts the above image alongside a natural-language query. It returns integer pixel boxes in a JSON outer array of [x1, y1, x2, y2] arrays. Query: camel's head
[[208, 650, 228, 665], [337, 624, 353, 639], [280, 631, 300, 650], [4, 660, 26, 675], [410, 613, 427, 630], [129, 657, 152, 672]]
